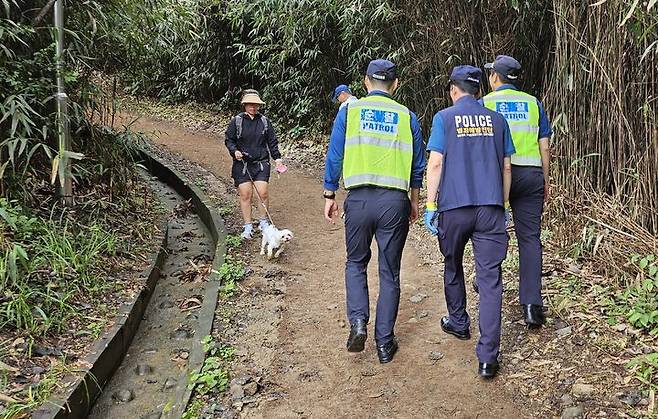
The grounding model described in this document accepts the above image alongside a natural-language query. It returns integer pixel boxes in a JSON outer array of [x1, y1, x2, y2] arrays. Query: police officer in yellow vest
[[323, 59, 426, 363], [482, 55, 552, 328]]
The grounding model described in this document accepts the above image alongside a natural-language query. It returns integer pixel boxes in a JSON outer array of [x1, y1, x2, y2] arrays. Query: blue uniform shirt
[[427, 95, 514, 212], [324, 90, 426, 191], [478, 84, 552, 139]]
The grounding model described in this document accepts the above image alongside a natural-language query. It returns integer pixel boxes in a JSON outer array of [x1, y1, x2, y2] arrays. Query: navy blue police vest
[[437, 96, 507, 212]]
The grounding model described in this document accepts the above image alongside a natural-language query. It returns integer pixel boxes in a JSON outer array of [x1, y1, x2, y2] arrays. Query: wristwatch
[[323, 191, 336, 200]]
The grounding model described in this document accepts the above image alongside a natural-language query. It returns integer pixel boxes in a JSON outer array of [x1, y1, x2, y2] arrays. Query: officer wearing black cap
[[424, 65, 515, 378], [332, 84, 358, 110], [482, 55, 553, 328], [323, 59, 426, 363]]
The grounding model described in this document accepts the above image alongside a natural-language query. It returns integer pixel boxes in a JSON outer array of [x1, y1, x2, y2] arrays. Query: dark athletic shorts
[[232, 160, 270, 187]]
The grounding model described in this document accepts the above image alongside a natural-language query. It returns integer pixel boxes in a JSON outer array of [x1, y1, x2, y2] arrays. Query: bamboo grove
[[2, 0, 657, 262]]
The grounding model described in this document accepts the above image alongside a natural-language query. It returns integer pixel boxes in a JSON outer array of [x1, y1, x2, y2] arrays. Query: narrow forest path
[[122, 113, 527, 417]]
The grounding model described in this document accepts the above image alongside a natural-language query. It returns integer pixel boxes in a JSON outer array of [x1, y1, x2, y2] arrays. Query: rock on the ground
[[112, 389, 134, 403], [572, 382, 595, 398], [560, 394, 574, 406], [243, 381, 258, 396], [231, 375, 252, 386], [556, 326, 572, 337], [229, 384, 245, 400], [409, 293, 428, 303], [561, 405, 584, 419], [429, 351, 444, 361], [618, 391, 642, 406]]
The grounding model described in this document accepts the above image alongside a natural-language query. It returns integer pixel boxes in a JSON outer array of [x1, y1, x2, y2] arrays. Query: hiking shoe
[[258, 218, 270, 230], [240, 224, 254, 239]]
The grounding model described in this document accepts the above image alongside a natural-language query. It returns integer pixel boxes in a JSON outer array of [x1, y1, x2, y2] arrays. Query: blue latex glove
[[504, 207, 511, 227], [424, 208, 438, 236]]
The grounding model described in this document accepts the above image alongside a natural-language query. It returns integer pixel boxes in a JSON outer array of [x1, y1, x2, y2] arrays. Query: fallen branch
[[583, 215, 636, 240]]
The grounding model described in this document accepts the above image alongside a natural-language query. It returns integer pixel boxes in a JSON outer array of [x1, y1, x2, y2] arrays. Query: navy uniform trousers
[[438, 205, 508, 363], [344, 187, 410, 346], [509, 166, 545, 306]]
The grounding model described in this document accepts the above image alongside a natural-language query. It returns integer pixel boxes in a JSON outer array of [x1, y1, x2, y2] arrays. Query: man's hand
[[424, 203, 438, 236], [234, 151, 243, 161], [324, 199, 339, 224], [409, 201, 419, 224]]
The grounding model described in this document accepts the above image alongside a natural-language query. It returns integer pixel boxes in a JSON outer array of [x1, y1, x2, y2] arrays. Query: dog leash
[[242, 160, 275, 226]]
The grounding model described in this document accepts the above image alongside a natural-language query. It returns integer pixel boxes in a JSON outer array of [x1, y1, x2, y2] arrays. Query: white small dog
[[260, 224, 294, 260]]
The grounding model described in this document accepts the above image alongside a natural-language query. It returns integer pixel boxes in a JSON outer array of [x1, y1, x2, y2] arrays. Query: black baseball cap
[[366, 59, 397, 81], [445, 65, 482, 90], [484, 55, 521, 80]]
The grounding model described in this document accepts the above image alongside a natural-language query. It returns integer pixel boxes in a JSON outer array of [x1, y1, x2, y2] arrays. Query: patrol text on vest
[[360, 109, 399, 135], [495, 101, 529, 121]]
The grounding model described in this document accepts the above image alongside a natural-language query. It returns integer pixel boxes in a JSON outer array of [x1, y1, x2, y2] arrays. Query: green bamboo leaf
[[0, 206, 15, 229]]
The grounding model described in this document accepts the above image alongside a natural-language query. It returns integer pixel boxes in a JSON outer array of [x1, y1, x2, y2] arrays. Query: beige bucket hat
[[241, 89, 265, 105]]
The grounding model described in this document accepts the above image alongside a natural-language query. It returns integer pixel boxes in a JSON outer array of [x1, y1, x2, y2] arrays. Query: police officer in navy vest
[[425, 65, 514, 378], [482, 55, 552, 328], [323, 59, 426, 363]]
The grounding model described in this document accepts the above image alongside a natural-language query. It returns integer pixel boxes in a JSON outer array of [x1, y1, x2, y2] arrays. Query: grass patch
[[0, 171, 161, 415], [216, 234, 247, 299], [225, 234, 242, 250], [0, 358, 76, 418], [0, 199, 120, 336], [183, 336, 236, 418], [218, 206, 233, 218]]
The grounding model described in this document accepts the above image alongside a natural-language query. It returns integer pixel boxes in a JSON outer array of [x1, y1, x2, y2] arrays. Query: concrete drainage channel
[[33, 150, 226, 419]]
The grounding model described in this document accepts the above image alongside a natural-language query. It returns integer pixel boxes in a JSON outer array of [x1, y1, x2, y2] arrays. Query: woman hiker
[[225, 89, 286, 239]]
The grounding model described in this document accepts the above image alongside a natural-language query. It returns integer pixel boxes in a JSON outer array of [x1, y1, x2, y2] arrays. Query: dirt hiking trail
[[125, 113, 527, 418]]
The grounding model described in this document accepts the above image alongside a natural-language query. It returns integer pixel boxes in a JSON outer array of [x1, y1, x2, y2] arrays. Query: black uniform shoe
[[440, 316, 471, 340], [478, 362, 499, 378], [376, 338, 398, 364], [346, 319, 367, 352], [522, 304, 545, 328]]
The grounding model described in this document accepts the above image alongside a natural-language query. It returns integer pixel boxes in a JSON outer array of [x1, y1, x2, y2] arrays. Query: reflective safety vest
[[483, 89, 541, 166], [343, 96, 413, 191]]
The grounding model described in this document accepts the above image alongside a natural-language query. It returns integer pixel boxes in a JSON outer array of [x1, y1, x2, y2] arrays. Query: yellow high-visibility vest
[[483, 89, 541, 166], [343, 96, 413, 191]]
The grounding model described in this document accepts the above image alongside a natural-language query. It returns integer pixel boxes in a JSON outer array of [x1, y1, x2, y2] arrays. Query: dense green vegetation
[[0, 0, 151, 330], [1, 0, 656, 415], [95, 0, 658, 396], [1, 2, 159, 415], [95, 0, 657, 234]]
